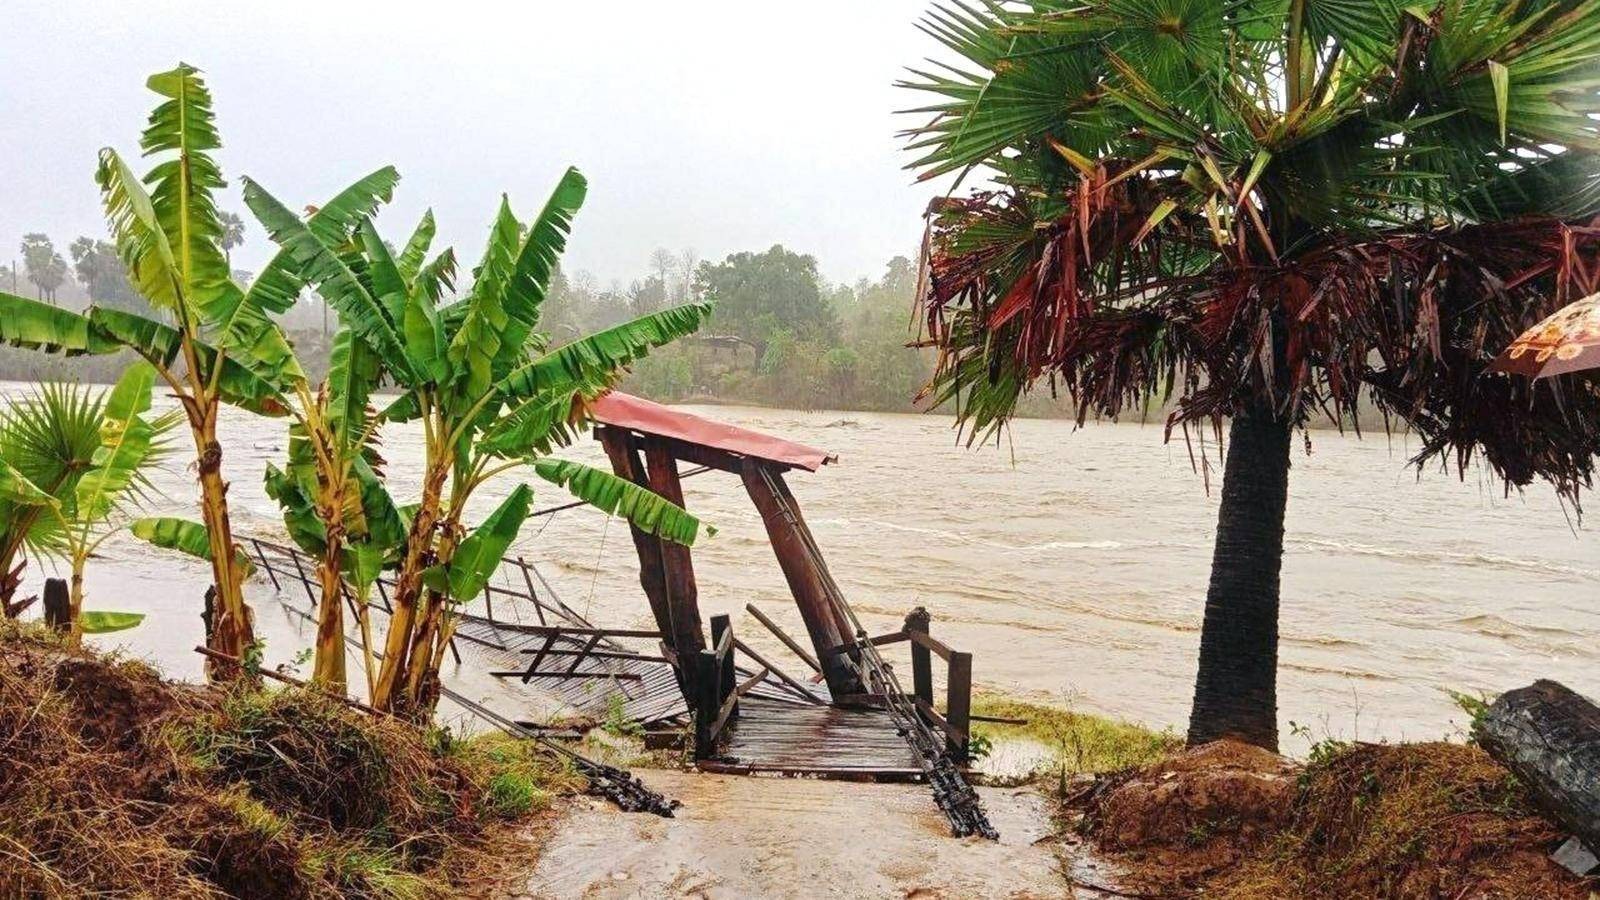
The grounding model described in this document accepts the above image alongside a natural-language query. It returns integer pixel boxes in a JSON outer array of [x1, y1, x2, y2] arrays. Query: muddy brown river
[[9, 381, 1594, 751]]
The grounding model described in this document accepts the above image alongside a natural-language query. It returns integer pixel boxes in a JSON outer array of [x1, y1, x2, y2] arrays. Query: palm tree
[[0, 65, 306, 678], [244, 167, 712, 715], [901, 0, 1600, 749], [0, 365, 178, 645], [218, 210, 245, 265]]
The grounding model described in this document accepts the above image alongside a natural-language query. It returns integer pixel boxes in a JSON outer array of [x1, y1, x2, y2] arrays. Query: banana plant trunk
[[66, 558, 86, 650], [194, 419, 256, 680], [371, 462, 450, 713], [312, 519, 348, 691], [1186, 404, 1293, 751], [403, 522, 462, 718]]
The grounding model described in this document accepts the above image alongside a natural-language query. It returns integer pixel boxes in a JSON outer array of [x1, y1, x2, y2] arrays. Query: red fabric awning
[[586, 391, 836, 472]]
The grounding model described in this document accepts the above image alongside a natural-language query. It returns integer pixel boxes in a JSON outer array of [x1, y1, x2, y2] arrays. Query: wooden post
[[947, 650, 972, 760], [711, 614, 737, 722], [906, 606, 933, 706], [42, 578, 69, 633], [643, 437, 707, 666], [694, 648, 720, 758], [592, 422, 684, 662], [740, 458, 866, 698]]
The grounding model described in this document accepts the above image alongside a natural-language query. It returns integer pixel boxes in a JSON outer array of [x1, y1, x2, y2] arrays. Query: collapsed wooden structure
[[248, 392, 996, 837]]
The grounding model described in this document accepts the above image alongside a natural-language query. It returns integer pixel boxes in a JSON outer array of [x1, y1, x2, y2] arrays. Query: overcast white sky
[[1, 0, 963, 290]]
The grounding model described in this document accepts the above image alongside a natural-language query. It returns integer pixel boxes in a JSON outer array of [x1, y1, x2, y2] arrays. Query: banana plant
[[0, 65, 306, 677], [0, 365, 179, 646], [245, 166, 715, 716]]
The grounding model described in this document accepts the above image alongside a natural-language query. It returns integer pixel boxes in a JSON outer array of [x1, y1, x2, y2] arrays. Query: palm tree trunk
[[195, 420, 256, 679], [1186, 403, 1293, 751]]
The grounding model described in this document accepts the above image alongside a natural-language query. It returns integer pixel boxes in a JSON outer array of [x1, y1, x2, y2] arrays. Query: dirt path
[[516, 769, 1066, 898]]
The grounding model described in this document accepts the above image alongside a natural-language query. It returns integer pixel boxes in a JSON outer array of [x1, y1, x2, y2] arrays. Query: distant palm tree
[[902, 0, 1600, 749], [218, 210, 246, 264]]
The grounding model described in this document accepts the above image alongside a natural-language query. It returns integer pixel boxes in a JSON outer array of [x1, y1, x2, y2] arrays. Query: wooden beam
[[739, 459, 866, 698], [744, 603, 821, 673], [597, 425, 678, 650], [731, 636, 825, 705], [766, 468, 859, 651], [644, 436, 707, 666]]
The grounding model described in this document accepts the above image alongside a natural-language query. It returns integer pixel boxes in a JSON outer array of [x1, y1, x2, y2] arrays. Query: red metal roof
[[587, 391, 837, 472]]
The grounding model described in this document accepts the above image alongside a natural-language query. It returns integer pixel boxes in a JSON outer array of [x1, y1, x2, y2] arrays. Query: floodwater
[[9, 381, 1595, 749]]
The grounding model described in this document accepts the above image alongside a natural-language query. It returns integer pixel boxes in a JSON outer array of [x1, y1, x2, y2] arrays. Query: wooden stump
[[1477, 679, 1600, 854], [42, 577, 69, 632]]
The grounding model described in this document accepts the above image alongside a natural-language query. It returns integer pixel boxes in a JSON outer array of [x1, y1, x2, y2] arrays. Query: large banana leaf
[[74, 363, 167, 522], [130, 516, 256, 577], [235, 166, 401, 320], [243, 179, 415, 383], [79, 611, 146, 634], [88, 308, 289, 416], [427, 483, 533, 603], [533, 459, 704, 546], [498, 302, 714, 401], [493, 167, 587, 377], [446, 199, 522, 405], [395, 210, 436, 284], [478, 388, 587, 457], [325, 326, 381, 449], [0, 292, 118, 356], [141, 64, 233, 313], [263, 463, 327, 554], [95, 149, 182, 311]]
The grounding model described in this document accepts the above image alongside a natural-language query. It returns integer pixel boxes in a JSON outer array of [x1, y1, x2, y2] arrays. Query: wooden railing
[[694, 613, 769, 758], [850, 607, 973, 760]]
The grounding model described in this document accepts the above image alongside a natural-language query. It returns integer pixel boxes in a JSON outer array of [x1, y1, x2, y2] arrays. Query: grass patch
[[0, 622, 580, 898], [971, 695, 1181, 781]]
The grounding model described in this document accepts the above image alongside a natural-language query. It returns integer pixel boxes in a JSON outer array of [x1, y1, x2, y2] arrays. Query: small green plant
[[485, 772, 547, 818], [602, 692, 642, 738], [1446, 689, 1496, 739], [966, 732, 993, 761]]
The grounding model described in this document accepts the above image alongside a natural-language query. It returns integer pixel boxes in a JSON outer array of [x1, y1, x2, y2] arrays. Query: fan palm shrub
[[0, 65, 301, 677], [244, 168, 712, 715], [901, 0, 1600, 748], [0, 365, 178, 645]]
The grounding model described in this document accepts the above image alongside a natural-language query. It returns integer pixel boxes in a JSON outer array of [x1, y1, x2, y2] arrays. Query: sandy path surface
[[517, 769, 1066, 899]]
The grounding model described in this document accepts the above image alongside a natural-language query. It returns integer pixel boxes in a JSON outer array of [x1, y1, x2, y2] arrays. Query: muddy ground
[[516, 769, 1066, 899]]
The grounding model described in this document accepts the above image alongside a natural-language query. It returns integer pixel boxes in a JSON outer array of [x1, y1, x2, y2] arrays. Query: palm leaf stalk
[[901, 0, 1600, 749], [0, 366, 178, 645], [249, 167, 715, 716], [0, 65, 310, 678]]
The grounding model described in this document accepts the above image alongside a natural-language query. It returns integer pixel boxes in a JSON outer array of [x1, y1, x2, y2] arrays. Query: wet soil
[[517, 769, 1065, 898]]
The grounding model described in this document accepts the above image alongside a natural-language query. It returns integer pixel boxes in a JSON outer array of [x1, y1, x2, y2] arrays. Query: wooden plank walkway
[[701, 696, 924, 780]]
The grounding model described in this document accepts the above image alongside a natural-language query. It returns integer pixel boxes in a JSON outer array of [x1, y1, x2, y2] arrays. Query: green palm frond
[[532, 459, 704, 546], [0, 460, 58, 509]]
